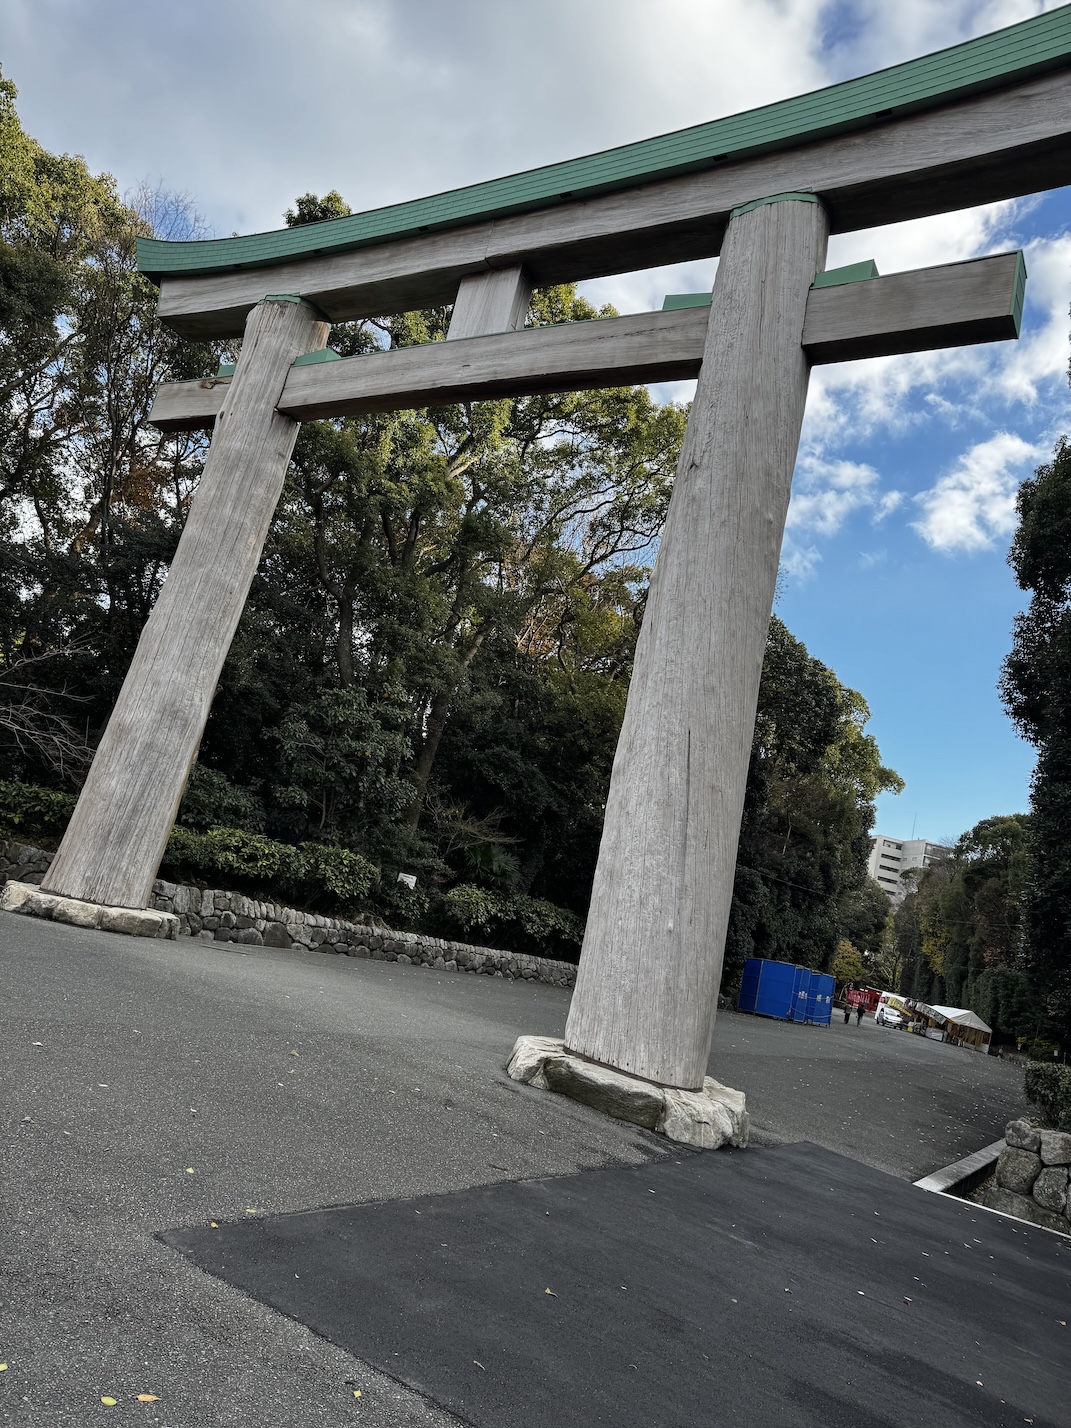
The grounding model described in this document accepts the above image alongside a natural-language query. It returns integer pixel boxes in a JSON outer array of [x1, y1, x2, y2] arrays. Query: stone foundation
[[0, 839, 577, 990], [1, 879, 177, 938], [975, 1118, 1071, 1236], [506, 1034, 749, 1150]]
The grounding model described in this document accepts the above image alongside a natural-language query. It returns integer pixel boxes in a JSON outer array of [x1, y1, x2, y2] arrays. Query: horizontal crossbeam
[[152, 61, 1066, 341], [148, 252, 1024, 433]]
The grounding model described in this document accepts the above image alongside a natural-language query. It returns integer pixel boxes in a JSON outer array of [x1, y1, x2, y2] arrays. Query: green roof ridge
[[138, 7, 1071, 282]]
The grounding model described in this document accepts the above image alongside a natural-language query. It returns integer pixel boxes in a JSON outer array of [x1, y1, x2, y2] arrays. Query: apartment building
[[867, 835, 950, 903]]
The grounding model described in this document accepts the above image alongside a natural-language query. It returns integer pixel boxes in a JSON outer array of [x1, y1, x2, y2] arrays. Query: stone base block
[[0, 881, 177, 940], [506, 1035, 749, 1150]]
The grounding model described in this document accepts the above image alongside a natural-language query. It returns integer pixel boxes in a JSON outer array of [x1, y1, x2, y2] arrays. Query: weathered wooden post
[[40, 296, 329, 911], [562, 194, 828, 1092]]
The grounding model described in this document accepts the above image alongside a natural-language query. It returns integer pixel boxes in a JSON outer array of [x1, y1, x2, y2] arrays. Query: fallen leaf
[[136, 1394, 160, 1402], [473, 1360, 485, 1371], [0, 1364, 7, 1372], [544, 1288, 556, 1297], [245, 1207, 257, 1215], [352, 1390, 362, 1397], [101, 1397, 117, 1406], [185, 1168, 195, 1175], [31, 1042, 42, 1047], [291, 1050, 300, 1056], [210, 1222, 218, 1228]]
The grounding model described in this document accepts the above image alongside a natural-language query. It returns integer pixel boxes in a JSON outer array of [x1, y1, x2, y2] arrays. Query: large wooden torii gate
[[38, 9, 1071, 1096]]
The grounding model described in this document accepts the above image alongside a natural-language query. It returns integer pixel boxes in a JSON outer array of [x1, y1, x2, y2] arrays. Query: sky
[[4, 0, 1070, 844]]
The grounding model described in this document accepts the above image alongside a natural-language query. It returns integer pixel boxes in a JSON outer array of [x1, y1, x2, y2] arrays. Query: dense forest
[[0, 70, 907, 983]]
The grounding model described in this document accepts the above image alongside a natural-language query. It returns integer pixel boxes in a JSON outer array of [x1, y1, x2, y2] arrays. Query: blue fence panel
[[806, 971, 835, 1025], [738, 959, 833, 1025]]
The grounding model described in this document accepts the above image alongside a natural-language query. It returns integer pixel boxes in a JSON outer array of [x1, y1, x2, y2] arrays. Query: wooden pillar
[[42, 296, 330, 909], [447, 266, 531, 340], [564, 195, 829, 1090]]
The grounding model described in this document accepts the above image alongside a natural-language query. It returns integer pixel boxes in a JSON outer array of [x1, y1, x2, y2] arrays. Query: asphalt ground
[[0, 914, 1036, 1426], [165, 1142, 1071, 1428]]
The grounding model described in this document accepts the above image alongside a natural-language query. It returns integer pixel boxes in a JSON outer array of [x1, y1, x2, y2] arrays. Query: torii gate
[[34, 11, 1071, 1109]]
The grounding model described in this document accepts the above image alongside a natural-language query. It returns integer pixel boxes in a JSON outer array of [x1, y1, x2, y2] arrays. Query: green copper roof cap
[[138, 7, 1071, 282], [1010, 250, 1028, 336], [662, 292, 714, 311], [811, 259, 881, 288]]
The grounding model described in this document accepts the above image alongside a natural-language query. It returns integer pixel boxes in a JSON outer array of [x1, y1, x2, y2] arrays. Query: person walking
[[855, 1002, 865, 1026], [843, 1002, 851, 1024]]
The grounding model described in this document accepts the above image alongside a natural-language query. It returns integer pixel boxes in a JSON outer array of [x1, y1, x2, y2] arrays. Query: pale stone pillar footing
[[506, 1035, 749, 1150]]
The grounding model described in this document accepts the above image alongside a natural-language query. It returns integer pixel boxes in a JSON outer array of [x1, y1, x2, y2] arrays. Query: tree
[[723, 618, 903, 986], [1001, 436, 1071, 1045], [0, 72, 217, 784], [892, 812, 1036, 1041]]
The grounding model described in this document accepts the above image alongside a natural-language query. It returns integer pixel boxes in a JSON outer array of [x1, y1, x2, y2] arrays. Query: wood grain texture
[[563, 197, 829, 1090], [42, 299, 329, 909], [154, 69, 1070, 338], [447, 265, 531, 339], [803, 250, 1022, 362], [149, 251, 1022, 432]]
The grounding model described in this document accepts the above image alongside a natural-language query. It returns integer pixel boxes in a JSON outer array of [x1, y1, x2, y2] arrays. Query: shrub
[[162, 826, 377, 916], [0, 780, 76, 839], [1025, 1062, 1071, 1132], [177, 766, 265, 832], [443, 883, 584, 961]]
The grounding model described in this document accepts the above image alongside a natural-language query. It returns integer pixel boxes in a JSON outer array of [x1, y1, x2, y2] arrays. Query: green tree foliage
[[894, 813, 1037, 1041], [830, 937, 864, 985], [0, 72, 219, 783], [724, 618, 902, 986], [1001, 437, 1071, 1044]]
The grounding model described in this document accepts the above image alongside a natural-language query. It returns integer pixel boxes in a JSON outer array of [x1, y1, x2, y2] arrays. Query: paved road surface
[[0, 916, 1033, 1426]]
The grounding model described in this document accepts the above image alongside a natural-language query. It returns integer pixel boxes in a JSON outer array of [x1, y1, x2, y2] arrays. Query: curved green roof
[[138, 6, 1071, 282]]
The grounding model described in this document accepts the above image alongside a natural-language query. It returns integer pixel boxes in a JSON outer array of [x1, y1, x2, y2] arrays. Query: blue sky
[[4, 0, 1070, 843]]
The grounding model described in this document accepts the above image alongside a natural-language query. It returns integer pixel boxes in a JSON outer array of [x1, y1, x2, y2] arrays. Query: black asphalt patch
[[161, 1142, 1070, 1428]]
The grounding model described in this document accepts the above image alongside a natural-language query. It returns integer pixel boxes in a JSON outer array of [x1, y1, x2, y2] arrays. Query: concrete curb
[[913, 1139, 1003, 1196]]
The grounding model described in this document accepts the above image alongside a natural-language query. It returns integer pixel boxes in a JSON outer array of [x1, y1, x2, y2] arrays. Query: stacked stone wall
[[977, 1118, 1071, 1236], [0, 838, 576, 990]]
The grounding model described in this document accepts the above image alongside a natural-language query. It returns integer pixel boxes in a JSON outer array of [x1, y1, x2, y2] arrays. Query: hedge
[[0, 780, 76, 839], [1025, 1062, 1071, 1133], [0, 779, 585, 959], [443, 882, 584, 962], [162, 827, 377, 914]]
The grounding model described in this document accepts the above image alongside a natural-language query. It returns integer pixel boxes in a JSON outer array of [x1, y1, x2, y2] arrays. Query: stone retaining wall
[[0, 838, 577, 989], [976, 1118, 1071, 1236]]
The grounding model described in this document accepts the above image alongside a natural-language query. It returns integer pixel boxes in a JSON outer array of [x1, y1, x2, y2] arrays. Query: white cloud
[[912, 431, 1044, 552], [780, 454, 903, 579], [787, 456, 887, 536]]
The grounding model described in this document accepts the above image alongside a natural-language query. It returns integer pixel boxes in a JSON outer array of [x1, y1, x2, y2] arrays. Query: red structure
[[843, 986, 882, 1012]]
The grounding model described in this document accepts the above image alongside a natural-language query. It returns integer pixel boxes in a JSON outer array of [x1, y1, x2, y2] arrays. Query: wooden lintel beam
[[802, 249, 1023, 363], [148, 252, 1023, 433], [154, 70, 1067, 340]]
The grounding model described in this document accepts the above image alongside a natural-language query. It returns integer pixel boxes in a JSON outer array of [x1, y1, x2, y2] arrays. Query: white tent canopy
[[923, 1005, 993, 1035]]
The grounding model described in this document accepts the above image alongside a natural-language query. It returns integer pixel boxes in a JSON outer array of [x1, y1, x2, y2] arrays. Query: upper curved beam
[[141, 9, 1071, 338], [139, 8, 1070, 284]]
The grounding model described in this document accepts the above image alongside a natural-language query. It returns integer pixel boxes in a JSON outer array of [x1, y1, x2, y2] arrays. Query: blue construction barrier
[[737, 958, 833, 1025]]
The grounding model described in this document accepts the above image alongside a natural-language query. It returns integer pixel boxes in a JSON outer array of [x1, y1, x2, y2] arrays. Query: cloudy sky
[[5, 0, 1071, 842]]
